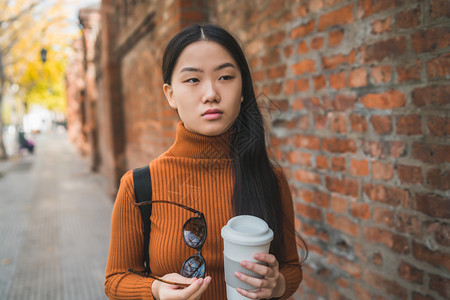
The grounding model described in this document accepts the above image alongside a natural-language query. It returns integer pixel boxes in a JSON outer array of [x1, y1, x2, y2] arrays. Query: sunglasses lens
[[180, 254, 205, 278], [183, 217, 206, 249]]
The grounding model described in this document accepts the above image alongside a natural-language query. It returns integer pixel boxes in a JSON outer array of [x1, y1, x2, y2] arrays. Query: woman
[[105, 24, 303, 300]]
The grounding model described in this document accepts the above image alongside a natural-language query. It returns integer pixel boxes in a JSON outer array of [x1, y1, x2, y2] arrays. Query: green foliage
[[20, 49, 68, 112]]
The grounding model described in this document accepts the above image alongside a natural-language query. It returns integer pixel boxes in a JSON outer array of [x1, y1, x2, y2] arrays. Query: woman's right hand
[[151, 273, 211, 300]]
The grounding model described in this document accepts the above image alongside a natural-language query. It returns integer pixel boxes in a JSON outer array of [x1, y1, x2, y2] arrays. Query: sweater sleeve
[[275, 168, 303, 299], [104, 170, 155, 300]]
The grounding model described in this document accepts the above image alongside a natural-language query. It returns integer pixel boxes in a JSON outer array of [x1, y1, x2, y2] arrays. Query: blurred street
[[0, 132, 112, 300]]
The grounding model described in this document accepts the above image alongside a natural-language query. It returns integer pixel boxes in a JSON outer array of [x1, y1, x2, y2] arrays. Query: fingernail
[[206, 277, 211, 284], [197, 278, 203, 285], [235, 272, 241, 278], [241, 261, 248, 267], [254, 253, 261, 259]]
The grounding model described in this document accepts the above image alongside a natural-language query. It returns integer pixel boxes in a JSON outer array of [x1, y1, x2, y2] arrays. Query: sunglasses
[[128, 200, 207, 287]]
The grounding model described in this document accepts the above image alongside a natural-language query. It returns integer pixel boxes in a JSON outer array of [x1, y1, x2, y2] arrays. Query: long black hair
[[162, 24, 306, 261]]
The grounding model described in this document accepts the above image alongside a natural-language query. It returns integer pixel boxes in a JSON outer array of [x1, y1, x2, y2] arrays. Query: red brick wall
[[211, 0, 449, 299], [77, 0, 449, 298]]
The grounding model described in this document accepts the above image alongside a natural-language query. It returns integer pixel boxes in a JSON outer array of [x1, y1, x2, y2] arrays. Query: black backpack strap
[[133, 166, 152, 274]]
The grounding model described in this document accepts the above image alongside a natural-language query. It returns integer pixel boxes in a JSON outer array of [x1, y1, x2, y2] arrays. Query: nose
[[202, 81, 220, 103]]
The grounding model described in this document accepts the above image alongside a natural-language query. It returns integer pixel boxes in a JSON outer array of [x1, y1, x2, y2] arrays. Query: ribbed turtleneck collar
[[167, 122, 233, 159]]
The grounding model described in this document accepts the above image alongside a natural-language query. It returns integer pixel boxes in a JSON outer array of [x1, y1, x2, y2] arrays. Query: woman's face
[[163, 41, 243, 136]]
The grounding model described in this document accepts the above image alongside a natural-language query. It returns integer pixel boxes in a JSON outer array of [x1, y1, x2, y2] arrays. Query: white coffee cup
[[221, 215, 274, 300]]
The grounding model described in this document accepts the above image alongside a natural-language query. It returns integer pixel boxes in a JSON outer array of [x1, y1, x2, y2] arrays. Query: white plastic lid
[[221, 215, 274, 246]]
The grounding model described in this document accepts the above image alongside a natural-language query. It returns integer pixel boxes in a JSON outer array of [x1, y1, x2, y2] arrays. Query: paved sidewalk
[[0, 132, 113, 300]]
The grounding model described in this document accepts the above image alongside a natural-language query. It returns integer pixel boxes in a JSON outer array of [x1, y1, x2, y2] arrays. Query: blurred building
[[66, 1, 450, 299]]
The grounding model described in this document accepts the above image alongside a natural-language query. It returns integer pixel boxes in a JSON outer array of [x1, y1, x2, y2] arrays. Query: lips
[[202, 108, 223, 120]]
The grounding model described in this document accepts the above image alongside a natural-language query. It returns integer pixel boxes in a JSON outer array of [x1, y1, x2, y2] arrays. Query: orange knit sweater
[[105, 123, 302, 299]]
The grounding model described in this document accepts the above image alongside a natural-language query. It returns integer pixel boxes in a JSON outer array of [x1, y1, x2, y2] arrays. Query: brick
[[350, 202, 370, 220], [303, 271, 326, 296], [427, 116, 450, 136], [313, 75, 326, 91], [372, 252, 383, 266], [334, 94, 357, 111], [397, 60, 421, 83], [372, 16, 392, 34], [329, 71, 347, 89], [412, 85, 450, 107], [370, 115, 392, 134], [329, 29, 344, 47], [302, 98, 319, 110], [412, 27, 450, 53], [363, 227, 409, 254], [264, 31, 286, 48], [363, 270, 408, 299], [331, 156, 346, 172], [414, 193, 450, 218], [358, 0, 404, 18], [427, 168, 450, 190], [430, 274, 450, 298], [297, 41, 308, 54], [395, 5, 421, 29], [252, 70, 264, 81], [326, 213, 360, 237], [372, 206, 395, 227], [296, 78, 310, 92], [397, 213, 422, 238], [361, 90, 406, 109], [267, 65, 286, 79], [295, 203, 323, 221], [349, 68, 367, 87], [291, 20, 315, 39], [413, 240, 450, 271], [354, 283, 372, 300], [329, 114, 347, 133], [372, 161, 394, 181], [270, 82, 282, 95], [430, 0, 450, 18], [426, 222, 450, 247], [293, 134, 320, 150], [286, 151, 298, 164], [398, 261, 423, 284], [426, 53, 450, 79], [398, 164, 423, 184], [323, 49, 356, 69], [315, 114, 328, 129], [396, 115, 422, 135], [284, 79, 295, 95], [299, 115, 311, 131], [313, 190, 329, 207], [323, 138, 356, 153], [364, 184, 409, 206], [284, 45, 293, 58], [350, 159, 369, 177], [371, 65, 393, 84], [361, 37, 407, 63], [413, 293, 435, 300], [299, 152, 312, 166], [261, 49, 281, 65], [316, 155, 329, 170], [292, 98, 304, 110], [327, 252, 361, 277], [413, 143, 450, 163], [311, 36, 325, 50], [331, 194, 348, 213], [325, 176, 359, 197], [318, 4, 354, 31], [350, 114, 368, 132], [292, 59, 315, 75], [362, 140, 406, 158]]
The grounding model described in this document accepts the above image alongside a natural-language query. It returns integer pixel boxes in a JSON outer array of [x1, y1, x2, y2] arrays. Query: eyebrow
[[179, 62, 236, 73]]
